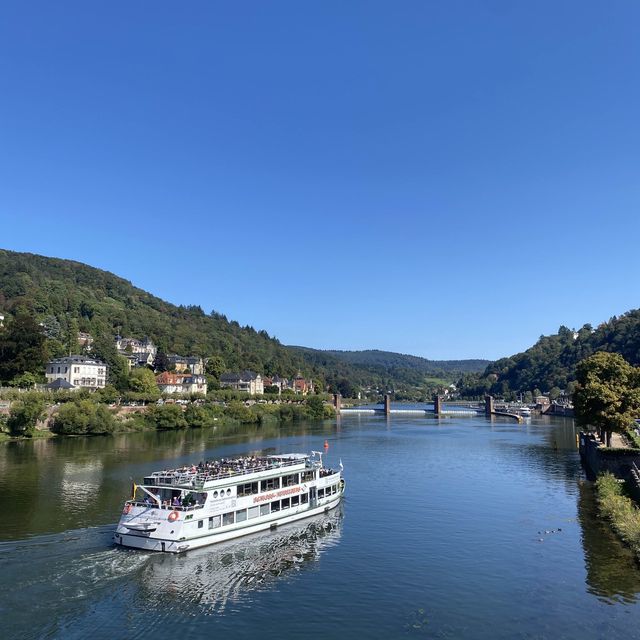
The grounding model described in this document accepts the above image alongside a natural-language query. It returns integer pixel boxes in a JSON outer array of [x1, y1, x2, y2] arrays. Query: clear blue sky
[[1, 1, 639, 360]]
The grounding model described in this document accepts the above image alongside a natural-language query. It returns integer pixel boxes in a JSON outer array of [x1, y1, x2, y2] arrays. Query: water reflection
[[577, 480, 640, 603], [137, 508, 343, 613]]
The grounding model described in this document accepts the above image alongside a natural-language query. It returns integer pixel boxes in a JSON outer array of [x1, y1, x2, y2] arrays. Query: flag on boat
[[131, 483, 137, 499], [339, 459, 343, 471]]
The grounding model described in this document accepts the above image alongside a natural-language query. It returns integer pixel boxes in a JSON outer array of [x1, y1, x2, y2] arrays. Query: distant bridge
[[335, 395, 523, 422]]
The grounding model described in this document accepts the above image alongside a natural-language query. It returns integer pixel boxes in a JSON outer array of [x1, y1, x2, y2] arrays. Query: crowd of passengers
[[155, 456, 338, 484], [158, 456, 300, 480]]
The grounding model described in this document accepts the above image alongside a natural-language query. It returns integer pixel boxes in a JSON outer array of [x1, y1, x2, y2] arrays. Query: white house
[[220, 371, 264, 395], [45, 356, 108, 390]]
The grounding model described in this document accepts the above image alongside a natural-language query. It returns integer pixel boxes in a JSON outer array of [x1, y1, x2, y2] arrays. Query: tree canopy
[[573, 352, 640, 447]]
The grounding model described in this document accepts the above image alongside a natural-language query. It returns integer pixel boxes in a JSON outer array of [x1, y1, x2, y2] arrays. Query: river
[[2, 412, 640, 639]]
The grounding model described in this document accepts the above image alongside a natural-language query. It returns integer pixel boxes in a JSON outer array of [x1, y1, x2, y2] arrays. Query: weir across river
[[335, 394, 523, 421]]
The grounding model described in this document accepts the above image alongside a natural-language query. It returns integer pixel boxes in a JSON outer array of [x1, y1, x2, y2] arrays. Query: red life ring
[[168, 511, 179, 522], [123, 503, 132, 515]]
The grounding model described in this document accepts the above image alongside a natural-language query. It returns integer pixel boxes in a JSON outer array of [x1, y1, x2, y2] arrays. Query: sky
[[1, 1, 639, 360]]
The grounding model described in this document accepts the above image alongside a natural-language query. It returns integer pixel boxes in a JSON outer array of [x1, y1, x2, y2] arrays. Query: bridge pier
[[384, 394, 392, 416], [333, 393, 342, 413], [485, 395, 494, 417], [434, 394, 443, 417]]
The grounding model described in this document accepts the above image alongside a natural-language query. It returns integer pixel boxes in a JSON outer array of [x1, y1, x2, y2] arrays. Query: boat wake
[[0, 508, 344, 639]]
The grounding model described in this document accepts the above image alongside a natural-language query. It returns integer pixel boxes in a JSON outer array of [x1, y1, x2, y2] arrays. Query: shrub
[[52, 400, 116, 435], [7, 393, 45, 437], [145, 404, 188, 430]]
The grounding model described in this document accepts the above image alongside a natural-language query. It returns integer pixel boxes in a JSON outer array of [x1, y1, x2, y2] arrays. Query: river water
[[2, 412, 640, 639]]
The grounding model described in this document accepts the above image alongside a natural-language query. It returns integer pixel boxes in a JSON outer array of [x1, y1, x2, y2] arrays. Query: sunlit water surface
[[2, 413, 640, 639]]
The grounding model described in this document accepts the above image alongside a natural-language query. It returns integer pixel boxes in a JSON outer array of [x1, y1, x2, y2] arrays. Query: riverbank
[[0, 395, 336, 441], [596, 473, 640, 562]]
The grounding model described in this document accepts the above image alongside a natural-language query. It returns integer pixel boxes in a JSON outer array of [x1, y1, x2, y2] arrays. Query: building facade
[[45, 356, 108, 390], [219, 371, 264, 395], [156, 372, 208, 395], [167, 355, 205, 375]]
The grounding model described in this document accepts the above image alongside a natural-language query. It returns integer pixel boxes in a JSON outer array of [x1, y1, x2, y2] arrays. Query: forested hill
[[292, 347, 488, 377], [457, 312, 640, 399], [0, 250, 486, 394]]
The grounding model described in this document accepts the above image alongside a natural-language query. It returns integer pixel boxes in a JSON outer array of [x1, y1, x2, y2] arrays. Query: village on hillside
[[42, 332, 315, 397]]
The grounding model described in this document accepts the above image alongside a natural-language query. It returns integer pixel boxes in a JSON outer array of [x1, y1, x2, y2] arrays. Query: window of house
[[260, 504, 270, 516], [57, 367, 61, 373], [74, 367, 79, 373], [222, 512, 234, 526]]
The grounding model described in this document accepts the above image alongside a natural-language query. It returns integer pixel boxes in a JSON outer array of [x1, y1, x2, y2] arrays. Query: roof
[[48, 356, 106, 366], [220, 370, 259, 382], [46, 378, 75, 390]]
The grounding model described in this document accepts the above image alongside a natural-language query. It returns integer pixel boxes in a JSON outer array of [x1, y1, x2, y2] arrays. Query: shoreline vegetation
[[0, 389, 336, 441], [596, 473, 640, 562]]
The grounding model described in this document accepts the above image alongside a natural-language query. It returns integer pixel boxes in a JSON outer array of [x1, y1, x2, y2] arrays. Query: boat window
[[261, 477, 279, 492], [282, 473, 299, 487], [318, 488, 325, 498], [222, 512, 234, 526], [248, 506, 260, 519], [292, 495, 299, 506], [236, 509, 247, 523], [198, 520, 204, 529], [271, 500, 280, 512], [237, 482, 259, 497], [226, 488, 232, 496], [213, 491, 218, 498], [260, 504, 270, 516], [209, 516, 221, 529], [301, 471, 315, 483], [301, 493, 309, 504], [281, 497, 290, 510]]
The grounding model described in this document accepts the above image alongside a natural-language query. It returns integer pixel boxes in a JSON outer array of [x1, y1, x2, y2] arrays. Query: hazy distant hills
[[292, 347, 488, 377], [0, 249, 488, 393]]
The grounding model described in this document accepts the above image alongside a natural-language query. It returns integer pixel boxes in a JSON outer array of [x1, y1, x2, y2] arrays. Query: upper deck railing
[[145, 456, 312, 488]]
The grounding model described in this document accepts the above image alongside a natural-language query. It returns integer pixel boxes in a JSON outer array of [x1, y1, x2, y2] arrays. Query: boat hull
[[114, 494, 343, 553]]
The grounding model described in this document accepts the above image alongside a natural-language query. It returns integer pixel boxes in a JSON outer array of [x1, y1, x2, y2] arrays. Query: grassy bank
[[596, 472, 640, 560], [1, 395, 336, 440]]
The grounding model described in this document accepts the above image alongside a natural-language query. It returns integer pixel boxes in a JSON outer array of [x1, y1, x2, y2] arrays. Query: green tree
[[145, 404, 188, 430], [7, 393, 45, 436], [573, 352, 640, 447], [129, 368, 159, 396], [91, 334, 129, 391], [153, 351, 170, 372], [185, 404, 212, 428], [10, 372, 39, 389], [52, 400, 116, 435], [205, 355, 225, 379], [305, 395, 325, 419], [0, 314, 48, 381]]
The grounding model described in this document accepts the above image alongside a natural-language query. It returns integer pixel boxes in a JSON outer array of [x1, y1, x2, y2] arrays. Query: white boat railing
[[147, 457, 310, 488]]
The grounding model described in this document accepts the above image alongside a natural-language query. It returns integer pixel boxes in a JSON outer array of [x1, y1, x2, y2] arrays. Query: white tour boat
[[114, 451, 345, 553]]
